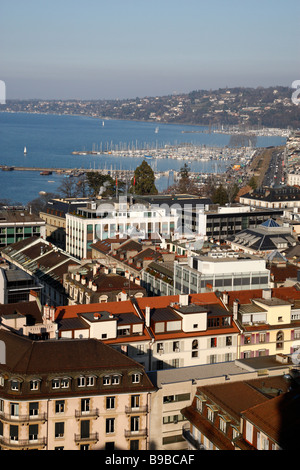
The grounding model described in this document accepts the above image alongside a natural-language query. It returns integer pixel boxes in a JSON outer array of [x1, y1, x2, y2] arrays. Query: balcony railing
[[182, 425, 205, 450], [75, 408, 99, 419], [0, 411, 47, 424], [0, 436, 47, 449], [74, 432, 99, 444], [124, 428, 147, 438], [125, 405, 148, 414]]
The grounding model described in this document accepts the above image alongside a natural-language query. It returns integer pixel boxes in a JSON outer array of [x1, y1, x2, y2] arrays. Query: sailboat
[[24, 146, 27, 155], [155, 127, 159, 134]]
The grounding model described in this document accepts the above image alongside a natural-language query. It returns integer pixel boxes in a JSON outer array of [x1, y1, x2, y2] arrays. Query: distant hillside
[[2, 86, 300, 129]]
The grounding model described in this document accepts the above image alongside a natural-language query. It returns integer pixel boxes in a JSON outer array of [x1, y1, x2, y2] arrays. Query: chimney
[[233, 300, 239, 320], [262, 289, 272, 300], [222, 291, 228, 305], [179, 293, 189, 306], [145, 306, 151, 327]]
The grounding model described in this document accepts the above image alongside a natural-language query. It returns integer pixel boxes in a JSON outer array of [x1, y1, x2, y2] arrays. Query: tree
[[131, 160, 158, 195], [85, 172, 117, 198]]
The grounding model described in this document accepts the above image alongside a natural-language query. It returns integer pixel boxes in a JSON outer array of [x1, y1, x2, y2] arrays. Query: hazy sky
[[1, 0, 299, 99]]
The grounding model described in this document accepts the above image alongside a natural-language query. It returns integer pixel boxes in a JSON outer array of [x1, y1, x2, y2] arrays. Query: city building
[[0, 329, 155, 450], [0, 265, 43, 304], [0, 208, 45, 249], [63, 261, 146, 305], [227, 219, 297, 255], [39, 197, 90, 249], [181, 374, 293, 450], [224, 287, 300, 359], [239, 186, 300, 210], [1, 236, 80, 306], [66, 197, 180, 259], [173, 252, 270, 295], [148, 353, 294, 451]]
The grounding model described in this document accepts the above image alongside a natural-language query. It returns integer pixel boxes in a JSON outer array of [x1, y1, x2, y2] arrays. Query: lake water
[[0, 112, 286, 204]]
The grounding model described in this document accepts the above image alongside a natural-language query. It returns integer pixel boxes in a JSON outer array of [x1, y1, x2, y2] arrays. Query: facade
[[0, 329, 155, 450], [225, 287, 300, 359], [183, 204, 284, 241], [181, 374, 292, 450], [239, 186, 300, 210], [0, 208, 45, 248], [173, 253, 270, 295], [39, 197, 91, 249], [66, 197, 182, 259]]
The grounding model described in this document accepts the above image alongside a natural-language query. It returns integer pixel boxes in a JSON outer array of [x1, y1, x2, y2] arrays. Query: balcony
[[125, 405, 148, 414], [74, 432, 99, 444], [182, 425, 205, 450], [0, 436, 47, 450], [75, 409, 99, 420], [0, 411, 47, 424], [124, 428, 147, 438]]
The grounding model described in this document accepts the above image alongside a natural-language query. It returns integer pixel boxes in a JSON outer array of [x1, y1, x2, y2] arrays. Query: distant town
[[3, 85, 300, 130]]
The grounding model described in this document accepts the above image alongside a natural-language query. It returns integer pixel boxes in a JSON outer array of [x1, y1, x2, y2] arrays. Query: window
[[86, 376, 95, 387], [245, 421, 253, 444], [219, 418, 226, 433], [61, 378, 69, 388], [106, 396, 115, 410], [157, 343, 164, 353], [131, 373, 141, 384], [29, 402, 39, 416], [103, 376, 110, 386], [192, 339, 198, 358], [52, 379, 60, 389], [276, 331, 284, 349], [173, 341, 180, 352], [106, 418, 115, 434], [55, 400, 65, 414], [81, 398, 90, 413], [130, 440, 139, 450], [112, 375, 120, 385], [210, 337, 217, 348], [30, 380, 39, 391], [55, 422, 65, 439], [131, 395, 140, 409], [163, 393, 190, 404], [10, 402, 19, 417], [29, 424, 38, 441], [11, 380, 20, 391], [226, 336, 232, 346], [259, 333, 266, 343], [10, 425, 18, 441], [130, 416, 139, 433], [244, 335, 251, 345], [78, 376, 85, 387], [207, 409, 214, 422]]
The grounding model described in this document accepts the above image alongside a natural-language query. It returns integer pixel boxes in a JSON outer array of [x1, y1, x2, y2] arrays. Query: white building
[[66, 197, 182, 259]]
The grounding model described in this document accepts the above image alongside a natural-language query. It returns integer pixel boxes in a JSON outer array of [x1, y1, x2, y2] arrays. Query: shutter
[[266, 332, 270, 343], [256, 334, 260, 344], [291, 330, 294, 341]]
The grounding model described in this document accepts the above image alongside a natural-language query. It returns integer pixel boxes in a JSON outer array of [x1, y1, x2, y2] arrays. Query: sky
[[1, 0, 299, 100]]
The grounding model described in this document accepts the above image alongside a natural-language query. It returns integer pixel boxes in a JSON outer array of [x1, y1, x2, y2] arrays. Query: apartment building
[[0, 329, 155, 450], [181, 374, 296, 450], [225, 287, 300, 359]]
